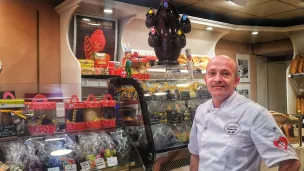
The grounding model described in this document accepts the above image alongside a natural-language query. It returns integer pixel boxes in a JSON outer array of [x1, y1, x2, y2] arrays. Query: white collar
[[210, 91, 238, 109]]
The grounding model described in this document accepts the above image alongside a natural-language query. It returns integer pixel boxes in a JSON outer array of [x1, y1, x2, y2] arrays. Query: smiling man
[[189, 55, 301, 171]]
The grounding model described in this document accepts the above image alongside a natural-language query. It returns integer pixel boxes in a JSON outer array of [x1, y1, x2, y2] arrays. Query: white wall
[[256, 56, 268, 108]]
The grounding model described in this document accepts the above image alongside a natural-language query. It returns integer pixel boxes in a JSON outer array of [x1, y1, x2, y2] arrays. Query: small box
[[25, 94, 57, 136], [100, 94, 116, 128], [84, 94, 102, 130], [65, 95, 86, 132]]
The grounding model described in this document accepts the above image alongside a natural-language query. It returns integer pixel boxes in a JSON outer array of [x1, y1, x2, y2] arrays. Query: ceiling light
[[227, 0, 249, 6], [206, 27, 213, 31], [252, 31, 258, 35], [51, 149, 72, 156], [82, 18, 90, 21], [104, 9, 113, 14]]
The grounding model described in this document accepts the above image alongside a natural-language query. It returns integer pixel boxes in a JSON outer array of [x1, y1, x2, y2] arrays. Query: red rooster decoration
[[84, 29, 106, 59]]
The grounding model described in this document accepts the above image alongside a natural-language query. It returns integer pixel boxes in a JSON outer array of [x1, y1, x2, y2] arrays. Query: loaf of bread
[[290, 55, 300, 74], [298, 56, 304, 73]]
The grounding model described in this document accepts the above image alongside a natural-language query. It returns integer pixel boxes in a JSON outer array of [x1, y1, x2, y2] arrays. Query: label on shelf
[[107, 157, 118, 167], [65, 164, 77, 171], [180, 91, 190, 100], [96, 158, 106, 169], [80, 161, 91, 171], [0, 125, 17, 138], [47, 167, 60, 171]]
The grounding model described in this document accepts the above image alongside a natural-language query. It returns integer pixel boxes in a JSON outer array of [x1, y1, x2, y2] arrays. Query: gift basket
[[152, 124, 178, 150], [25, 94, 57, 136], [65, 95, 86, 132], [75, 131, 119, 169], [83, 94, 102, 130], [100, 94, 116, 128]]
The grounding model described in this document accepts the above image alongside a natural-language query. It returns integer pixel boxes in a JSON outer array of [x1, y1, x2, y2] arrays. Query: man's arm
[[279, 159, 301, 171], [190, 154, 199, 171]]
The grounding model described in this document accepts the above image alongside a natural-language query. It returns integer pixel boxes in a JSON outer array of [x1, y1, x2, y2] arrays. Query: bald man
[[188, 55, 300, 171]]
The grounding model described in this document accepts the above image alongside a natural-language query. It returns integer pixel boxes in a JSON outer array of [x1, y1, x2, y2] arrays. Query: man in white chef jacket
[[188, 55, 301, 171]]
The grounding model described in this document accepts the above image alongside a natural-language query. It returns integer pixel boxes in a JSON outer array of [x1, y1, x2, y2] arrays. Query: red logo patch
[[273, 136, 288, 151]]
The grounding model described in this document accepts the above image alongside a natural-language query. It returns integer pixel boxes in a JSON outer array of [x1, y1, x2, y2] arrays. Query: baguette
[[298, 56, 304, 73], [290, 55, 300, 74]]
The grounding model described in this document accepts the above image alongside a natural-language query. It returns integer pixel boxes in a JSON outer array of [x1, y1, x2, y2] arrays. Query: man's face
[[204, 57, 240, 101]]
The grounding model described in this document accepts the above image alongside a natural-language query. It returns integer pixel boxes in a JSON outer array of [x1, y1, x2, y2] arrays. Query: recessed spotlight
[[104, 9, 113, 14], [206, 27, 213, 31], [82, 18, 90, 21], [252, 31, 258, 35]]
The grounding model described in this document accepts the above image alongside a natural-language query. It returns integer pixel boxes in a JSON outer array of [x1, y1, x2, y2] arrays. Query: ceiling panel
[[239, 0, 297, 17], [267, 9, 304, 19], [203, 0, 244, 11], [245, 0, 273, 7], [279, 0, 304, 8], [222, 30, 289, 43], [191, 2, 231, 14], [225, 11, 259, 18], [173, 0, 200, 8]]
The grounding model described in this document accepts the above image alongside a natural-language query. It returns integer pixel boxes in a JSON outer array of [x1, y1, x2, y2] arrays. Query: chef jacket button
[[204, 127, 207, 130]]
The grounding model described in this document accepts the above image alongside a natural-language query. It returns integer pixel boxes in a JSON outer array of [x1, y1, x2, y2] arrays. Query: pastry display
[[177, 54, 210, 70], [289, 54, 304, 75]]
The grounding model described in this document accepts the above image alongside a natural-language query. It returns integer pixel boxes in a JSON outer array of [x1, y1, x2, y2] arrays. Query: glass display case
[[0, 85, 144, 171], [103, 65, 211, 170]]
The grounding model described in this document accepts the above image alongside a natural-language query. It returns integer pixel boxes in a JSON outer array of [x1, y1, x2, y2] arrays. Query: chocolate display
[[145, 0, 191, 65]]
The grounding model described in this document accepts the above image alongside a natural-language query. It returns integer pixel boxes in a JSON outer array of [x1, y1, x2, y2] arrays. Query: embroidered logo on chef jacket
[[273, 136, 288, 151], [224, 122, 241, 135]]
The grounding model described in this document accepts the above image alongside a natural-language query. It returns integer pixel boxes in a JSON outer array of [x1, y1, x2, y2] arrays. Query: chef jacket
[[188, 92, 298, 171]]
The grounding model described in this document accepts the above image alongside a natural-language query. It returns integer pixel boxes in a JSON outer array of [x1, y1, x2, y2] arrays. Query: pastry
[[298, 56, 304, 73], [290, 55, 300, 74]]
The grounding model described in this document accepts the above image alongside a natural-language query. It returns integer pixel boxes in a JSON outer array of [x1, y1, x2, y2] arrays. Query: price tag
[[80, 161, 91, 171], [48, 167, 60, 171], [96, 158, 106, 169], [65, 164, 77, 171], [107, 157, 118, 167]]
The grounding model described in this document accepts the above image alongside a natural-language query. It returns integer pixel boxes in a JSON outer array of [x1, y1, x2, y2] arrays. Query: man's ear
[[234, 77, 240, 87]]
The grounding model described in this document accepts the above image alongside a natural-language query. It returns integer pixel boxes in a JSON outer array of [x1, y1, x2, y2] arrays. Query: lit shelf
[[288, 73, 304, 78]]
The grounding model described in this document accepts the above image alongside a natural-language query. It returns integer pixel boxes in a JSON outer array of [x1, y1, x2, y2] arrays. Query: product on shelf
[[100, 94, 116, 128], [25, 94, 57, 136], [109, 129, 131, 163], [165, 101, 184, 124], [177, 54, 210, 70], [174, 123, 191, 142], [0, 92, 27, 137], [84, 94, 102, 130], [152, 124, 177, 150], [76, 131, 119, 169], [289, 54, 304, 75], [65, 95, 86, 132], [148, 101, 166, 124], [120, 100, 142, 126]]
